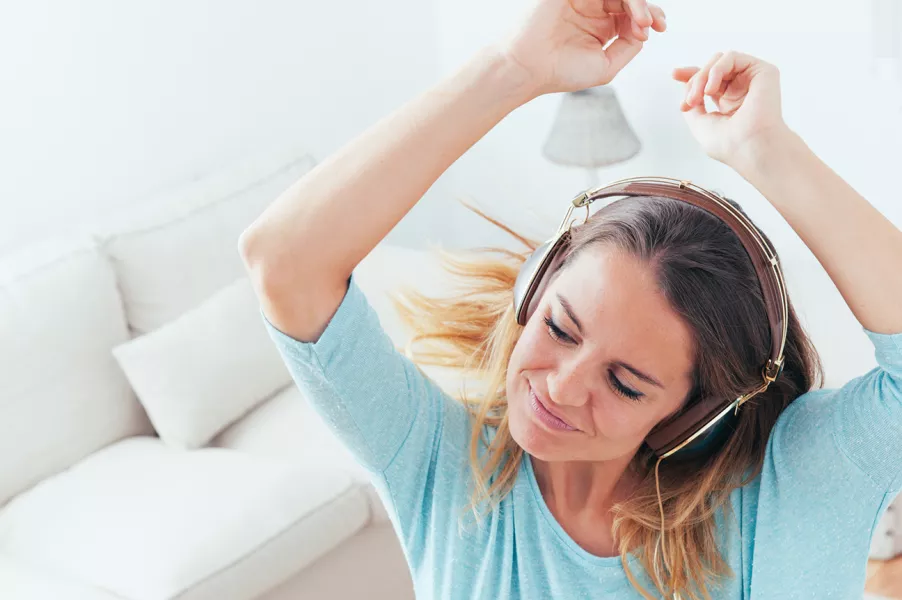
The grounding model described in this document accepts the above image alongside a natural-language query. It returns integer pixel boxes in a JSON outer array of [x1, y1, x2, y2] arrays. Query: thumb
[[683, 101, 724, 142]]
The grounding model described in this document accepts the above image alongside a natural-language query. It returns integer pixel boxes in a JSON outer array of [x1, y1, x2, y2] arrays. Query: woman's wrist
[[728, 125, 804, 182], [475, 43, 545, 108]]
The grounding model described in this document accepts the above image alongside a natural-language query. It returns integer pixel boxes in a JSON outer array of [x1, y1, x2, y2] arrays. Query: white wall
[[0, 0, 445, 256], [2, 0, 900, 257], [433, 0, 902, 258]]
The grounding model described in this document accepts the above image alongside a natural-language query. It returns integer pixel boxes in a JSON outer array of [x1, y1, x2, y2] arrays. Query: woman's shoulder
[[728, 387, 840, 499], [770, 385, 837, 436], [749, 382, 889, 495]]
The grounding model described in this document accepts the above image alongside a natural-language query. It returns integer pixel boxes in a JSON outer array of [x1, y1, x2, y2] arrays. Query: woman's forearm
[[239, 45, 536, 287], [735, 129, 902, 335]]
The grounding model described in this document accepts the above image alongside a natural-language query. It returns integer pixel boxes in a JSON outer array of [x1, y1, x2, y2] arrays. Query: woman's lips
[[528, 383, 578, 432]]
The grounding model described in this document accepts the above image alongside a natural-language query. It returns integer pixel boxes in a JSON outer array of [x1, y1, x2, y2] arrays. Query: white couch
[[0, 148, 429, 600], [0, 145, 893, 600]]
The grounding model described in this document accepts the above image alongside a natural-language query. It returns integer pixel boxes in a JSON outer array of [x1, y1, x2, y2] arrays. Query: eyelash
[[543, 315, 644, 401]]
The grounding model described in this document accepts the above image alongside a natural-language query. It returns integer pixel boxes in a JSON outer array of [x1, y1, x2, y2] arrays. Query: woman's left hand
[[673, 51, 790, 169]]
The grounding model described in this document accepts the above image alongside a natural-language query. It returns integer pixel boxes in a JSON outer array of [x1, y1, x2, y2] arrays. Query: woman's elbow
[[238, 226, 276, 283]]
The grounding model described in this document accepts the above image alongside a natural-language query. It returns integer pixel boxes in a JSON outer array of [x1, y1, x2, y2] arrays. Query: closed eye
[[543, 315, 644, 401], [544, 315, 573, 343], [608, 371, 643, 401]]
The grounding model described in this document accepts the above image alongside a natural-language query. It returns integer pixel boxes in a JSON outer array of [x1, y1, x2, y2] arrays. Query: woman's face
[[507, 246, 696, 463]]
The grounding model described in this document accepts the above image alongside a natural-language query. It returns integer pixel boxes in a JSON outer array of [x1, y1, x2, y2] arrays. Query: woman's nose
[[547, 360, 593, 408]]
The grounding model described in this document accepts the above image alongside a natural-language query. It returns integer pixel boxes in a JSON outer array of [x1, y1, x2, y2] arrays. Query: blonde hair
[[390, 199, 823, 599]]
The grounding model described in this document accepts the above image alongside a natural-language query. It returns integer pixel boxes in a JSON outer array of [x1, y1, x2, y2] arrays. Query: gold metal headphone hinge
[[572, 191, 590, 208], [763, 358, 784, 383]]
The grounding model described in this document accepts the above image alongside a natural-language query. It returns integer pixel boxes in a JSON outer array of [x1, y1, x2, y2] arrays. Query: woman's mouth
[[528, 383, 578, 432]]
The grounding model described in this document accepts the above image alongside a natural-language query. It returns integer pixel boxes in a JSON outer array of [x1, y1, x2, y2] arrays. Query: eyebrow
[[556, 293, 666, 390]]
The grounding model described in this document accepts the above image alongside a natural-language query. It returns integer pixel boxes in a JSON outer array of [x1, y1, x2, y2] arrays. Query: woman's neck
[[532, 453, 640, 519]]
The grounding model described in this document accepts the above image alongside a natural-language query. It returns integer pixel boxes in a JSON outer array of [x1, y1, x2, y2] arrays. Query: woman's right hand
[[499, 0, 666, 98]]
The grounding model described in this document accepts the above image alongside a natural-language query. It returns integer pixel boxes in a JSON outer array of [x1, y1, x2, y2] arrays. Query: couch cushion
[[0, 235, 153, 507], [0, 437, 369, 600], [113, 276, 292, 449], [100, 148, 316, 335], [0, 554, 123, 600]]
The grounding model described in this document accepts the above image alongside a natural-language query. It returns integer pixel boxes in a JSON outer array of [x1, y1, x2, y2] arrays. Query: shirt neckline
[[521, 452, 640, 572]]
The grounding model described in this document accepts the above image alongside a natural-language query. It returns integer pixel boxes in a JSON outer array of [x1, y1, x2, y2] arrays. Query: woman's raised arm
[[239, 0, 663, 343], [675, 51, 902, 335], [238, 48, 534, 342]]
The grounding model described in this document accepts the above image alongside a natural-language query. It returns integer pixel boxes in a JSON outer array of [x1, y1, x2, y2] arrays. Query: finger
[[624, 0, 653, 26], [672, 66, 700, 83], [615, 13, 636, 42], [704, 52, 757, 95], [680, 95, 701, 113], [604, 36, 644, 79], [597, 0, 647, 40], [611, 10, 646, 42], [616, 16, 648, 43], [688, 53, 723, 106], [683, 93, 710, 122], [683, 100, 727, 144], [686, 100, 708, 117], [704, 57, 731, 98], [648, 4, 666, 32], [710, 94, 727, 113], [603, 0, 658, 28], [686, 52, 723, 108]]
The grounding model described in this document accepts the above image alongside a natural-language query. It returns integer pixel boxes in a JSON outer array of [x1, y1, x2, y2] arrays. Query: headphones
[[512, 176, 789, 460]]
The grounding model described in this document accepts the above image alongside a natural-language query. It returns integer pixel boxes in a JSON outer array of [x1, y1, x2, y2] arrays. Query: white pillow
[[0, 235, 152, 507], [112, 277, 292, 449], [100, 148, 316, 335]]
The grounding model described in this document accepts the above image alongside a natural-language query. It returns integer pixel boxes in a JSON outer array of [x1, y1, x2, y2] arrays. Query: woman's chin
[[509, 409, 561, 459]]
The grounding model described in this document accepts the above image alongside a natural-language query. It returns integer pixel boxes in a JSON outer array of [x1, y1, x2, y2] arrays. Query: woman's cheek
[[590, 400, 639, 439], [516, 323, 551, 366]]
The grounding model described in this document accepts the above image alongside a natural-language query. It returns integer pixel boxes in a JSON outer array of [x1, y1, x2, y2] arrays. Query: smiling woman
[[392, 192, 821, 597], [241, 0, 902, 597]]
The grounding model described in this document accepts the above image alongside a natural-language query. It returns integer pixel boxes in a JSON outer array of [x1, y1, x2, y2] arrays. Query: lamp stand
[[585, 168, 600, 192]]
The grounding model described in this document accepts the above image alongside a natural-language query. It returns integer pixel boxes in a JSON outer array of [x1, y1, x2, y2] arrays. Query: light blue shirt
[[262, 273, 902, 599]]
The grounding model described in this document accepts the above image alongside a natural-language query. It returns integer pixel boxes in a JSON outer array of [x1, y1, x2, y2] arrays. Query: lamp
[[542, 85, 641, 190]]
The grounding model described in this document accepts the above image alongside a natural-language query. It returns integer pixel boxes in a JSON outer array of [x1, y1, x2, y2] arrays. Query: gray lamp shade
[[542, 85, 641, 168]]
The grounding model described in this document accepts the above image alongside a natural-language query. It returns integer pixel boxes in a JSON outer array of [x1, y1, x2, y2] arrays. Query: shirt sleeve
[[258, 272, 458, 476], [767, 326, 902, 495], [832, 326, 902, 491]]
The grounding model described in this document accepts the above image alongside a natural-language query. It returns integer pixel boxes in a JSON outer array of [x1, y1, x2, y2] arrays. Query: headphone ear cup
[[513, 232, 571, 326], [662, 409, 738, 461]]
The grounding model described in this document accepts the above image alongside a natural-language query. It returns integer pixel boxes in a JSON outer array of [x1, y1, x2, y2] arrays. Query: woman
[[239, 1, 902, 598]]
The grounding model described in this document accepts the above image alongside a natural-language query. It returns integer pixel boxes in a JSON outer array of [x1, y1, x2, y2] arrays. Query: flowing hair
[[390, 196, 823, 599]]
